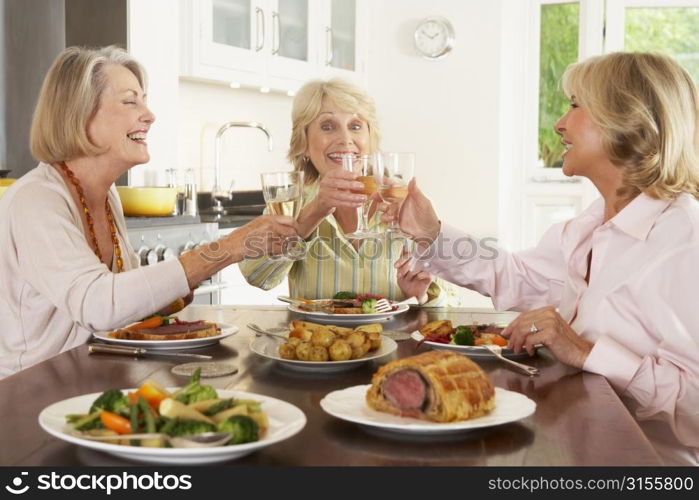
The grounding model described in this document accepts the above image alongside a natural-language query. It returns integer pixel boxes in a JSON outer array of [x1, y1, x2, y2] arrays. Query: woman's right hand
[[315, 167, 366, 212], [296, 168, 365, 238], [382, 178, 441, 246]]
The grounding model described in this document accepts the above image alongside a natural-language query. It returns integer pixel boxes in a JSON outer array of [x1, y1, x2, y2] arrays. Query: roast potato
[[419, 319, 454, 337], [286, 336, 302, 347], [355, 323, 383, 334], [328, 339, 352, 361], [278, 343, 297, 360], [346, 331, 367, 349], [310, 329, 336, 348], [295, 341, 312, 361], [367, 331, 382, 351], [289, 327, 312, 342], [351, 340, 371, 359], [327, 325, 353, 338], [309, 345, 330, 362]]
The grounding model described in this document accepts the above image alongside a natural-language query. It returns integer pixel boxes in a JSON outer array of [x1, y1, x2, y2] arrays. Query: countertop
[[2, 306, 662, 466], [123, 213, 255, 231], [199, 213, 257, 229]]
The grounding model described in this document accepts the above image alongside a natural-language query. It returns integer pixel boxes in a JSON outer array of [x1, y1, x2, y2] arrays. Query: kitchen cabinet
[[179, 0, 368, 92], [218, 227, 289, 305]]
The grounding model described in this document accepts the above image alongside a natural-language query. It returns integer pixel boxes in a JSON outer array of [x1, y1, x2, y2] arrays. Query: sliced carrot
[[126, 315, 163, 331], [134, 381, 169, 409], [492, 335, 508, 347], [100, 410, 131, 434], [474, 334, 509, 347]]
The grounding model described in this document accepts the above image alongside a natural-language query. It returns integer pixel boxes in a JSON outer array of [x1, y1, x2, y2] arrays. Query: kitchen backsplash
[[177, 81, 294, 193]]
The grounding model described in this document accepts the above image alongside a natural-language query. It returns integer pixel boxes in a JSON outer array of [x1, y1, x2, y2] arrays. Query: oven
[[124, 216, 225, 305]]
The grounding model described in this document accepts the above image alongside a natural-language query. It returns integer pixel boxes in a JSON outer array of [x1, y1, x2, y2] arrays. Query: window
[[622, 7, 699, 84], [538, 2, 579, 169]]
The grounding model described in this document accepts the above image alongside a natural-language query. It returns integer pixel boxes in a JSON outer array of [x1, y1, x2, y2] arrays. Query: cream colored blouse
[[0, 163, 190, 378]]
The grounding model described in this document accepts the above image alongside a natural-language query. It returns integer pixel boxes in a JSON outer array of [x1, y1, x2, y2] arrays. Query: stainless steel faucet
[[212, 121, 274, 212]]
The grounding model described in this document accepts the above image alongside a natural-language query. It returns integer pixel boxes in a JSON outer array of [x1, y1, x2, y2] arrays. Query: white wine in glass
[[260, 171, 306, 260], [377, 152, 414, 239], [342, 154, 383, 239]]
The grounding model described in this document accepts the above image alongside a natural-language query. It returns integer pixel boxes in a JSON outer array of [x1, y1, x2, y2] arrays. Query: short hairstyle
[[30, 45, 147, 163], [288, 78, 381, 183], [562, 51, 699, 200]]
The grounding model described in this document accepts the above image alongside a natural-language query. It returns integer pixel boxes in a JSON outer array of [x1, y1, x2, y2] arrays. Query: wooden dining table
[[0, 305, 662, 466]]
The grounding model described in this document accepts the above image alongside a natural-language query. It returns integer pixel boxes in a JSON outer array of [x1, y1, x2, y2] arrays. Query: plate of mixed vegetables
[[287, 292, 409, 324], [411, 320, 538, 359], [38, 369, 306, 464]]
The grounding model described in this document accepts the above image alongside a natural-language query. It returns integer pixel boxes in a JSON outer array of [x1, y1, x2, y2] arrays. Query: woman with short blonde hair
[[562, 51, 699, 202], [0, 45, 297, 378], [240, 77, 458, 305], [30, 46, 147, 163], [288, 78, 381, 183]]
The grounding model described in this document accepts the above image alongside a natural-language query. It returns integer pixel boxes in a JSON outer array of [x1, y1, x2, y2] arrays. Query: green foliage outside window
[[538, 3, 579, 168], [624, 7, 699, 85]]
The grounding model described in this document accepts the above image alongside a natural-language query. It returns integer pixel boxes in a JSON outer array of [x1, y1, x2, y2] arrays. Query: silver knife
[[276, 295, 333, 313], [88, 343, 212, 360]]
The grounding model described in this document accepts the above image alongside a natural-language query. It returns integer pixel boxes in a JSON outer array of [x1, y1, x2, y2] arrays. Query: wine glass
[[260, 171, 306, 260], [342, 154, 384, 239], [377, 152, 415, 239]]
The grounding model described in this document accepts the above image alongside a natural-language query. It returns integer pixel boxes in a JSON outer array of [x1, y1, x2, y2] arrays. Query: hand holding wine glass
[[376, 152, 415, 239], [260, 171, 307, 260], [395, 178, 441, 247], [342, 154, 383, 239]]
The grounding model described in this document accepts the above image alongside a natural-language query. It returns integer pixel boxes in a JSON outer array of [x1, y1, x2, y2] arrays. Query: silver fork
[[481, 344, 540, 376], [374, 297, 415, 313], [247, 323, 288, 339]]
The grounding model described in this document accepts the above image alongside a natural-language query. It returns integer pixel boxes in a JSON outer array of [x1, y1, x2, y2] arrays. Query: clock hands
[[420, 28, 439, 40]]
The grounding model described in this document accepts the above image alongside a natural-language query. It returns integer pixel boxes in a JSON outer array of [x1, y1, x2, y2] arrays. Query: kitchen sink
[[198, 190, 266, 216]]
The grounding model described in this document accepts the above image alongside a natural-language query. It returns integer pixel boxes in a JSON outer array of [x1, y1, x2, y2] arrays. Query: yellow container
[[116, 186, 177, 216], [0, 178, 16, 199]]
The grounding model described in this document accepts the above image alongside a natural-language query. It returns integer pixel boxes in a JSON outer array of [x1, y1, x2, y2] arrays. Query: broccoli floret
[[89, 389, 129, 415], [333, 291, 356, 300], [171, 368, 218, 404], [161, 418, 217, 437], [361, 298, 377, 314], [451, 326, 474, 346], [217, 415, 259, 445]]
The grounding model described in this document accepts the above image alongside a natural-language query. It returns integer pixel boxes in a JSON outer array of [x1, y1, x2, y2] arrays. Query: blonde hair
[[562, 52, 699, 200], [288, 78, 381, 183], [30, 45, 147, 163]]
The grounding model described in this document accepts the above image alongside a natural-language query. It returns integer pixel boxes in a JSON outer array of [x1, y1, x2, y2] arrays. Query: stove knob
[[136, 246, 150, 266], [146, 246, 161, 266], [181, 241, 196, 256], [160, 247, 176, 261]]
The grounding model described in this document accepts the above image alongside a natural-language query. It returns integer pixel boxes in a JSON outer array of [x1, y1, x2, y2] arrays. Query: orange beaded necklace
[[58, 162, 124, 273]]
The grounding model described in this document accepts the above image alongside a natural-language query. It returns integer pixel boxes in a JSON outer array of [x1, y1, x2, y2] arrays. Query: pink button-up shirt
[[416, 193, 699, 465]]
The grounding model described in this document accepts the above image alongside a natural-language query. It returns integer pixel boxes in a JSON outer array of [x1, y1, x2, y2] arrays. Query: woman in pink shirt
[[393, 52, 699, 465]]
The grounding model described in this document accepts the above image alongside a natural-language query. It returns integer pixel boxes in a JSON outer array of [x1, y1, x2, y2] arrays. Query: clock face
[[414, 17, 454, 59]]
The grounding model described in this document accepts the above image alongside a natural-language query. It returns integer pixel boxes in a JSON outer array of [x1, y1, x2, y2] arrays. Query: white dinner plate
[[38, 389, 306, 465], [410, 331, 537, 360], [92, 323, 238, 350], [287, 303, 410, 324], [320, 385, 535, 436], [250, 336, 398, 373]]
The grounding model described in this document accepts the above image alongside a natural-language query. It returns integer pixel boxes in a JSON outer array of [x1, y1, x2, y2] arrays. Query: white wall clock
[[413, 16, 455, 60]]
